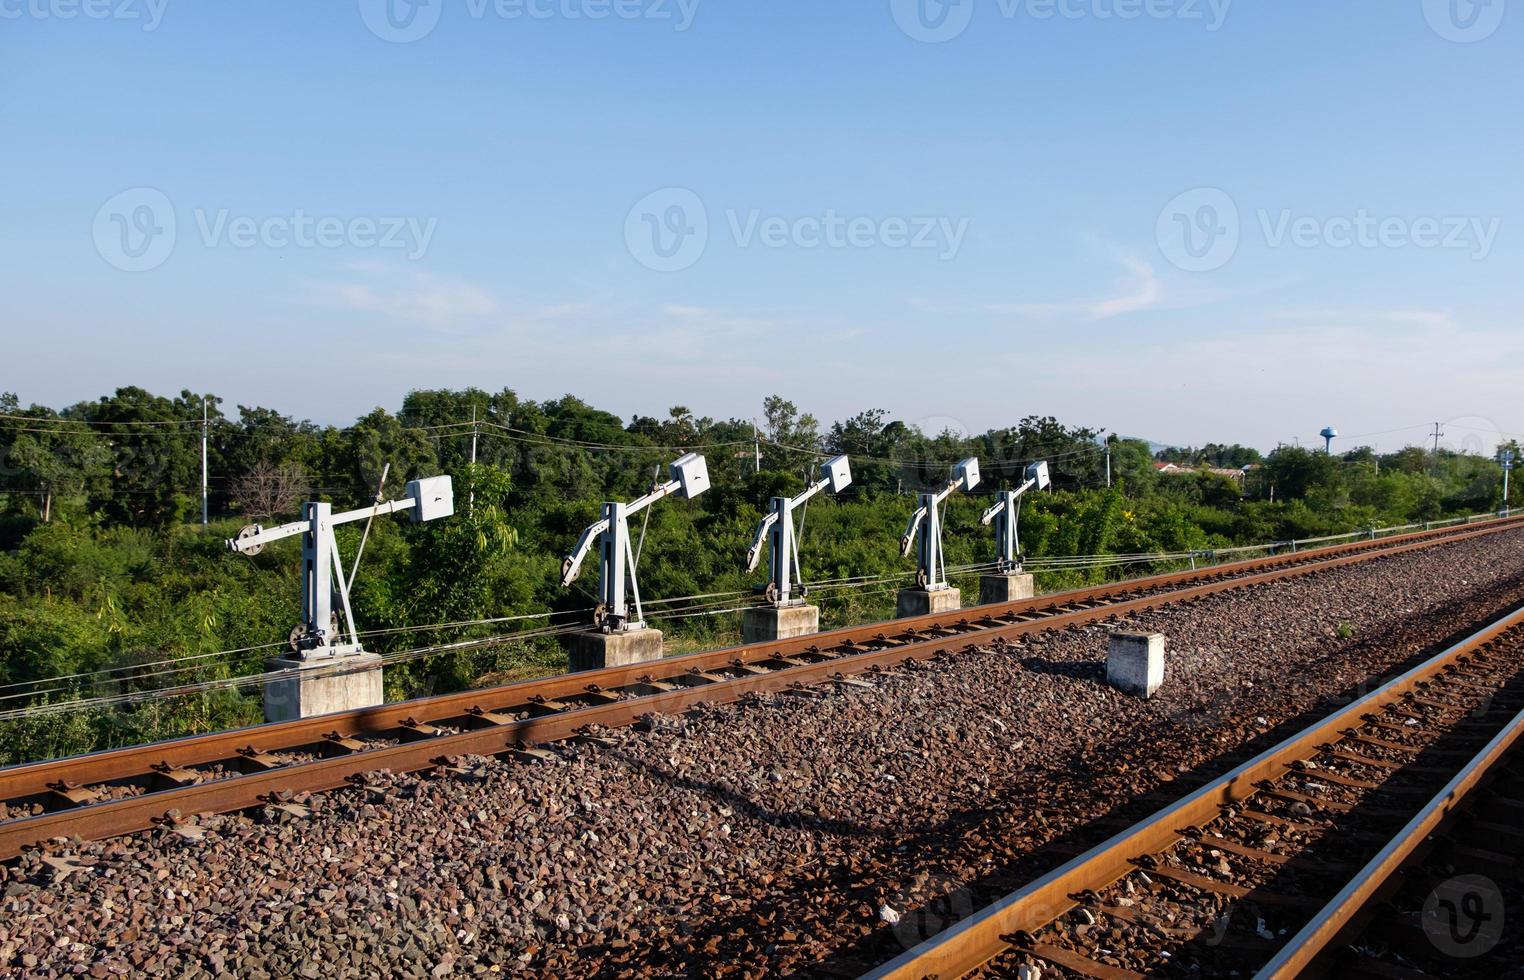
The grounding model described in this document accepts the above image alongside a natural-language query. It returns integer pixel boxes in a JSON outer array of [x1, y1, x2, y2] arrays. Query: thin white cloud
[[980, 254, 1160, 321], [1030, 311, 1524, 450], [310, 270, 500, 331], [1266, 308, 1457, 329], [1090, 255, 1162, 319]]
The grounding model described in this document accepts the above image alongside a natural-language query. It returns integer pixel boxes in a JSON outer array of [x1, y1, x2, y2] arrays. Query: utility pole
[[201, 396, 209, 526], [1502, 450, 1515, 518], [752, 422, 761, 474], [1432, 422, 1445, 456], [1105, 445, 1112, 488], [469, 405, 479, 515]]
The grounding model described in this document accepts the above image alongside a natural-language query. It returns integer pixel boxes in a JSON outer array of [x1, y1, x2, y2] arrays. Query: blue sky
[[2, 0, 1520, 453]]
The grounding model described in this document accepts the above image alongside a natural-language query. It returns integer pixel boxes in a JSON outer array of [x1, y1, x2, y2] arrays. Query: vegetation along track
[[0, 517, 1518, 862], [868, 593, 1524, 979]]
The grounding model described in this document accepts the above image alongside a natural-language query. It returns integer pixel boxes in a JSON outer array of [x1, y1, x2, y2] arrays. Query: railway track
[[1260, 704, 1524, 979], [865, 585, 1524, 979], [0, 516, 1518, 864]]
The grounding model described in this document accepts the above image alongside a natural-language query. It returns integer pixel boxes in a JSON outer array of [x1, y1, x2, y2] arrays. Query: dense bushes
[[0, 387, 1514, 762]]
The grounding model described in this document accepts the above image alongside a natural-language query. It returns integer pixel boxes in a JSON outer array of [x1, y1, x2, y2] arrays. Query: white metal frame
[[901, 458, 980, 591], [980, 460, 1051, 573], [746, 455, 851, 605], [227, 476, 455, 660], [561, 453, 710, 632]]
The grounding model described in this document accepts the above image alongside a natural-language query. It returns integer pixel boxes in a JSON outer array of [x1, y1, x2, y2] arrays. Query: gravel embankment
[[5, 530, 1524, 978]]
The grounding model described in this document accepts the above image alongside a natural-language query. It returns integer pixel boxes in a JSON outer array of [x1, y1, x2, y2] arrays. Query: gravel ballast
[[6, 530, 1524, 978]]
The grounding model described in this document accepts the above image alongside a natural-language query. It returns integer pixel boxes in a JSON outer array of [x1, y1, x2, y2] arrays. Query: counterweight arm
[[745, 511, 779, 573], [560, 516, 611, 586], [900, 504, 928, 556]]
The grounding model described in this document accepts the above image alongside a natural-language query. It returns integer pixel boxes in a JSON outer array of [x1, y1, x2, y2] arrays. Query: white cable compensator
[[745, 454, 852, 606], [227, 476, 455, 660], [560, 453, 710, 633], [980, 460, 1051, 573], [901, 457, 980, 591]]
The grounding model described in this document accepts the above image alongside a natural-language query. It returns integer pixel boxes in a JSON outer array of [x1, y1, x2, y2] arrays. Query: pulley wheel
[[236, 524, 264, 556]]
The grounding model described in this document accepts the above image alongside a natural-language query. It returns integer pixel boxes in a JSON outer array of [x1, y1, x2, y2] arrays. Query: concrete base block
[[742, 604, 820, 644], [980, 573, 1035, 605], [264, 652, 384, 723], [896, 587, 962, 619], [1107, 632, 1166, 699], [568, 627, 664, 673]]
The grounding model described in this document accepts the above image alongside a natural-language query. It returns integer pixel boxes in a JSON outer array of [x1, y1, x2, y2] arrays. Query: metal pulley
[[288, 613, 340, 653], [236, 524, 265, 556]]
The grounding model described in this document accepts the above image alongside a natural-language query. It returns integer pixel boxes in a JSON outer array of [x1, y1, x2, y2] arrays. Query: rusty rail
[[0, 516, 1517, 862], [1254, 704, 1524, 978], [862, 597, 1524, 980]]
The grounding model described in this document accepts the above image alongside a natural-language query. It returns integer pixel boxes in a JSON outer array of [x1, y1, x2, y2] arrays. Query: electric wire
[[0, 505, 1503, 719]]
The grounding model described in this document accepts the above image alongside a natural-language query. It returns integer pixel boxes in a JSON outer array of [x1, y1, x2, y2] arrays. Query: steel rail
[[0, 517, 1517, 862], [861, 600, 1524, 980], [5, 516, 1509, 793], [1253, 703, 1524, 979]]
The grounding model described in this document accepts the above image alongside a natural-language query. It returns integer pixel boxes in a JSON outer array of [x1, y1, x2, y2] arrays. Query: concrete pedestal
[[1107, 632, 1166, 699], [742, 604, 820, 644], [264, 652, 384, 723], [896, 587, 962, 619], [979, 572, 1035, 605], [568, 627, 664, 672]]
